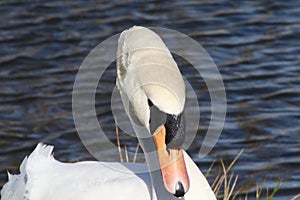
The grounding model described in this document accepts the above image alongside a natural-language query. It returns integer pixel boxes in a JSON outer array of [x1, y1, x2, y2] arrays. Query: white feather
[[1, 144, 215, 200]]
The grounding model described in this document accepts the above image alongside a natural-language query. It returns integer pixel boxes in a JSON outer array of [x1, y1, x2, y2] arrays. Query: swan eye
[[148, 99, 153, 107], [148, 99, 153, 123]]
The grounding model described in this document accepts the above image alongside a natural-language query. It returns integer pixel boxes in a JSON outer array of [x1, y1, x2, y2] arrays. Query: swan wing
[[1, 143, 156, 200]]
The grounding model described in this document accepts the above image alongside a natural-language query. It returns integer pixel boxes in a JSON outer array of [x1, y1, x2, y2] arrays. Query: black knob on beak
[[174, 181, 185, 198]]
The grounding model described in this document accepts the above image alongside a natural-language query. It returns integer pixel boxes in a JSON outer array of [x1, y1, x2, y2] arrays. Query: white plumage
[[1, 143, 215, 200]]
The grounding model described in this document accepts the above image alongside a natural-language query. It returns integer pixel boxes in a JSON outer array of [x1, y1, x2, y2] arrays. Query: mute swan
[[1, 26, 216, 200]]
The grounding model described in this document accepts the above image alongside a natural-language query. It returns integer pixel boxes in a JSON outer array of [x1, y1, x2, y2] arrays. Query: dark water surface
[[0, 1, 299, 199]]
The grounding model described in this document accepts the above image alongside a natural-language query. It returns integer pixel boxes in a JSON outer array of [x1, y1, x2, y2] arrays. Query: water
[[0, 1, 299, 199]]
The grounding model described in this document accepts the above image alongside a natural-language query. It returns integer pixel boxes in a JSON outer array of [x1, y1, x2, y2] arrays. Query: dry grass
[[207, 151, 300, 200], [210, 150, 243, 200], [114, 123, 300, 199], [115, 121, 140, 162]]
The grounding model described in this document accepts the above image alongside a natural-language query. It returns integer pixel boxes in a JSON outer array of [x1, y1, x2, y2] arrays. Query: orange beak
[[153, 125, 190, 197]]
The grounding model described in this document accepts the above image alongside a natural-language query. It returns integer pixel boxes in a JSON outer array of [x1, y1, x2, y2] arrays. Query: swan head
[[116, 26, 190, 198]]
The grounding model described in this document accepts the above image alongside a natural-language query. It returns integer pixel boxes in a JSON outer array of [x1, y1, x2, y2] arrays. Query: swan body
[[1, 143, 215, 200], [1, 26, 216, 200]]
